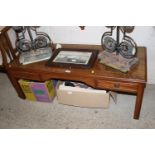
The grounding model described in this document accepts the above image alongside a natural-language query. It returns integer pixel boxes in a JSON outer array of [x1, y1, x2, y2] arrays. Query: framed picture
[[47, 48, 98, 68]]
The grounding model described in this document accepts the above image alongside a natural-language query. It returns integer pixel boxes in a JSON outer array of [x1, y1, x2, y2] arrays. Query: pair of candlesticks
[[13, 26, 137, 59]]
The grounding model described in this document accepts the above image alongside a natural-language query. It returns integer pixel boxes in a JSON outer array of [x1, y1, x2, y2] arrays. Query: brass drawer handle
[[114, 83, 120, 88]]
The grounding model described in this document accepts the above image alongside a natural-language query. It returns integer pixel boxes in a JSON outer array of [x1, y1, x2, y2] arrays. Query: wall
[[8, 26, 155, 84]]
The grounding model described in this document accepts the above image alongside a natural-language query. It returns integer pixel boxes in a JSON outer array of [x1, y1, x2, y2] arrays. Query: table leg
[[134, 84, 145, 119], [6, 71, 25, 99]]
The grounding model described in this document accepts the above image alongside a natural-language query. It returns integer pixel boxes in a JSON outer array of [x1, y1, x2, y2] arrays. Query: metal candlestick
[[12, 26, 53, 53], [101, 26, 137, 59]]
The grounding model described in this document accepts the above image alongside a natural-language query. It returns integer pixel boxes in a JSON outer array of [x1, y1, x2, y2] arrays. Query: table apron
[[9, 70, 142, 94]]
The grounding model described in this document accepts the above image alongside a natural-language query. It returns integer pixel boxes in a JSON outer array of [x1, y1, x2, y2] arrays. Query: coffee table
[[6, 44, 147, 119]]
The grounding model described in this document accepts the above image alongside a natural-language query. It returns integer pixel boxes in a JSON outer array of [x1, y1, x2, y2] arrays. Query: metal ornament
[[119, 41, 134, 59], [104, 37, 117, 52], [12, 26, 53, 52], [34, 36, 48, 49], [16, 39, 31, 52], [101, 26, 137, 59]]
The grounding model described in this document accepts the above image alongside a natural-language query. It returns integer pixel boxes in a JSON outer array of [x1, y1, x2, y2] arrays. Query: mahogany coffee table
[[6, 44, 147, 119]]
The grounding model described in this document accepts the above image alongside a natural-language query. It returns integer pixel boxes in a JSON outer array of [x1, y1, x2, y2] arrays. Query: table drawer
[[96, 80, 138, 92]]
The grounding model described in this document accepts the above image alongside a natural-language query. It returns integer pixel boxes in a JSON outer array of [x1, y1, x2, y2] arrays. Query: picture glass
[[53, 51, 92, 65]]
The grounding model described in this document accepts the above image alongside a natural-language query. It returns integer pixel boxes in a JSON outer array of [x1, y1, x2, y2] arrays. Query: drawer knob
[[114, 83, 120, 88]]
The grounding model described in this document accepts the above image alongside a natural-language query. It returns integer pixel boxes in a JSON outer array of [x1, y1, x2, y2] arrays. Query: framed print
[[47, 48, 98, 68]]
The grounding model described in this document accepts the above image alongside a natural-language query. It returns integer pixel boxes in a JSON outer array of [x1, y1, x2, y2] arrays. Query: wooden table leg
[[6, 70, 25, 99], [134, 84, 145, 119]]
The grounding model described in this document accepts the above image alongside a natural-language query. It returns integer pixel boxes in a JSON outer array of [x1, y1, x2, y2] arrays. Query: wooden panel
[[97, 79, 138, 93], [14, 71, 41, 81], [41, 72, 96, 88]]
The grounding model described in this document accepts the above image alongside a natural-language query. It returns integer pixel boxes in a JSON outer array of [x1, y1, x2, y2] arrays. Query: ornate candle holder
[[12, 26, 53, 52], [101, 26, 137, 59]]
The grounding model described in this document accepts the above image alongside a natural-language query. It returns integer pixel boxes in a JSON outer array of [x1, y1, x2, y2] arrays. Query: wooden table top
[[9, 44, 147, 84]]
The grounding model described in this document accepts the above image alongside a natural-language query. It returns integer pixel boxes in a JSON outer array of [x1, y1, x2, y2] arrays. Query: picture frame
[[47, 48, 98, 68]]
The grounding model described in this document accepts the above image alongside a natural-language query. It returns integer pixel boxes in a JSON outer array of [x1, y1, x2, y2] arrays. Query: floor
[[0, 73, 155, 129]]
